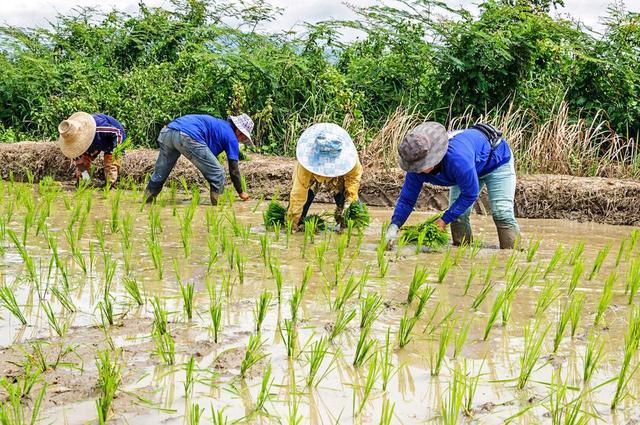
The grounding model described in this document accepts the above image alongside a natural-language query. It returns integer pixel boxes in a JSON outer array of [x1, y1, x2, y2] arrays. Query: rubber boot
[[450, 219, 472, 246], [142, 189, 157, 204], [495, 222, 519, 249], [210, 190, 219, 206]]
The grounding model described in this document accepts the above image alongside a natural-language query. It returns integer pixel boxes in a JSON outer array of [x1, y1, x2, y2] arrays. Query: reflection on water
[[0, 183, 638, 424]]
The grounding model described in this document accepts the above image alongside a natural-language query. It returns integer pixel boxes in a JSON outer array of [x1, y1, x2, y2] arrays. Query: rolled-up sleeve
[[287, 163, 313, 225], [441, 166, 479, 223], [343, 159, 363, 202], [391, 173, 424, 227]]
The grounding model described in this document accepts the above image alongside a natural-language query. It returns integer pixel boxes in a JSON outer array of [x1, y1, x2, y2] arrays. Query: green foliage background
[[1, 0, 638, 155]]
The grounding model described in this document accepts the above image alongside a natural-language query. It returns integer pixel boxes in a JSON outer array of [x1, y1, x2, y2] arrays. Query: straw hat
[[228, 114, 255, 147], [398, 122, 449, 173], [57, 112, 96, 159], [296, 123, 358, 178]]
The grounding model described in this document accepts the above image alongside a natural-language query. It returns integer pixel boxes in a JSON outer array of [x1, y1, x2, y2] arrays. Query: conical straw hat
[[295, 123, 358, 178], [57, 112, 96, 159]]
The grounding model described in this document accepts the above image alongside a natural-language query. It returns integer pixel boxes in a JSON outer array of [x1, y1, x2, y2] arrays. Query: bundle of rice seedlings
[[304, 214, 326, 231], [263, 199, 287, 228], [401, 215, 449, 250], [344, 201, 371, 229]]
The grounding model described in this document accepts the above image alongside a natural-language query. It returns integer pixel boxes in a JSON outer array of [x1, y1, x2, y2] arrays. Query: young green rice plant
[[259, 233, 271, 266], [7, 229, 37, 284], [463, 264, 479, 296], [566, 240, 585, 266], [188, 403, 204, 425], [526, 238, 542, 262], [483, 290, 506, 341], [0, 285, 27, 325], [263, 198, 287, 229], [343, 201, 370, 229], [401, 215, 449, 250], [240, 333, 267, 378], [534, 279, 559, 317], [210, 406, 228, 425], [568, 293, 585, 338], [589, 244, 610, 280], [354, 354, 379, 416], [271, 261, 282, 301], [254, 364, 273, 413], [543, 244, 564, 279], [407, 266, 429, 304], [95, 350, 122, 425], [582, 334, 604, 384], [150, 296, 168, 336], [353, 326, 377, 367], [593, 271, 616, 327], [626, 257, 640, 304], [516, 321, 549, 390], [305, 337, 334, 388], [98, 295, 115, 328], [146, 236, 163, 279], [51, 285, 76, 313], [397, 312, 418, 348], [463, 361, 482, 416], [431, 320, 453, 376], [376, 233, 389, 278], [611, 306, 640, 409], [329, 308, 356, 341], [109, 190, 121, 234], [568, 259, 584, 295], [289, 285, 304, 324], [184, 354, 195, 398], [379, 398, 395, 425], [552, 302, 573, 353], [470, 278, 495, 310], [546, 368, 589, 425], [615, 239, 627, 267], [332, 275, 359, 312], [360, 292, 382, 330], [41, 301, 69, 337], [440, 361, 465, 425], [501, 266, 529, 325], [380, 328, 397, 391], [280, 318, 297, 357], [453, 318, 472, 359], [180, 281, 195, 321], [483, 254, 498, 286], [413, 285, 436, 320], [254, 291, 272, 333], [123, 277, 144, 307], [153, 329, 176, 366], [207, 290, 223, 344], [357, 264, 371, 299]]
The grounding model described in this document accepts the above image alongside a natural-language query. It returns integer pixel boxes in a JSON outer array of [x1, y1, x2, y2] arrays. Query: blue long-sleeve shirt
[[391, 128, 512, 227], [167, 115, 240, 160], [87, 113, 126, 155]]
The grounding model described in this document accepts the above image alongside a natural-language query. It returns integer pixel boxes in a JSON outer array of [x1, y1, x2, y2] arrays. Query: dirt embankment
[[1, 141, 639, 226]]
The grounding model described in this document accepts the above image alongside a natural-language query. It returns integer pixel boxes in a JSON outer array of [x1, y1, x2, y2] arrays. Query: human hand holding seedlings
[[385, 223, 398, 250], [434, 218, 446, 232]]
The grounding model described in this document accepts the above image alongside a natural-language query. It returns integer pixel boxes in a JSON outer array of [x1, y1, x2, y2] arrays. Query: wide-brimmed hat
[[398, 122, 448, 173], [57, 112, 96, 159], [229, 114, 255, 147], [296, 123, 358, 178]]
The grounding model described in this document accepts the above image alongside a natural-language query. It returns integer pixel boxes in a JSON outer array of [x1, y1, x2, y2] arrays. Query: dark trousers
[[299, 189, 345, 223]]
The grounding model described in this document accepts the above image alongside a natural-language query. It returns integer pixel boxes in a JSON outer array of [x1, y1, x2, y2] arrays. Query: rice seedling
[[397, 312, 418, 348], [534, 279, 559, 317], [582, 334, 604, 384], [41, 301, 69, 337], [211, 406, 229, 425], [568, 293, 585, 338], [413, 285, 435, 320], [360, 292, 382, 330], [626, 257, 640, 304], [280, 318, 297, 357], [305, 337, 334, 388], [150, 296, 168, 336], [430, 320, 453, 376], [405, 266, 429, 304], [263, 198, 287, 229], [543, 244, 564, 279], [240, 334, 267, 378], [184, 354, 195, 397], [516, 321, 549, 390], [7, 229, 37, 283], [332, 275, 359, 311], [593, 271, 616, 327], [400, 215, 449, 250], [568, 259, 584, 295], [440, 361, 465, 425], [109, 189, 121, 233], [188, 403, 204, 425], [343, 201, 370, 229], [354, 354, 379, 416], [0, 285, 27, 325], [254, 290, 272, 333], [122, 277, 144, 306], [588, 244, 610, 280], [329, 308, 356, 341], [180, 281, 195, 320], [289, 285, 304, 323], [566, 241, 585, 266], [463, 265, 478, 296], [353, 326, 377, 367], [95, 350, 122, 425], [546, 368, 589, 425], [254, 364, 273, 413], [146, 236, 163, 279], [376, 233, 389, 278], [153, 330, 176, 366], [51, 285, 76, 313], [357, 264, 371, 299], [271, 260, 283, 300], [552, 302, 573, 353], [525, 238, 542, 262], [453, 318, 472, 359], [379, 398, 395, 425], [483, 290, 506, 341], [611, 307, 640, 409], [470, 278, 495, 310]]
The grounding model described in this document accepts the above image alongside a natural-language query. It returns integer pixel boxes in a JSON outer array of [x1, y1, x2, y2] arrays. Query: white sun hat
[[57, 112, 96, 159], [229, 114, 255, 147], [296, 123, 358, 178]]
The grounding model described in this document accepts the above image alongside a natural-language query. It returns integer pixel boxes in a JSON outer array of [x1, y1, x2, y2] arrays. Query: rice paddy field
[[1, 177, 640, 424]]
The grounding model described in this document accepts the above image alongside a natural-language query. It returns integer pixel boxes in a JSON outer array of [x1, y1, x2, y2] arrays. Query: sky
[[1, 0, 637, 36]]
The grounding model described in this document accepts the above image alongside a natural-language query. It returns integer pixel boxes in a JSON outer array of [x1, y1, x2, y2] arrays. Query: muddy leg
[[448, 185, 477, 246], [484, 157, 520, 249]]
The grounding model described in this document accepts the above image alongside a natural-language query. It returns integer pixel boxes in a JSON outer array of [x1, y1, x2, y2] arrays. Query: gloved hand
[[385, 223, 399, 251]]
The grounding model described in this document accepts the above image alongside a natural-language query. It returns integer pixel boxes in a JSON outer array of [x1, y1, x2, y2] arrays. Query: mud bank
[[1, 141, 639, 225]]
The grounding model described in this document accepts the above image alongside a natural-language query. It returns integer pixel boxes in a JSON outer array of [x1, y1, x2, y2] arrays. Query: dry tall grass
[[364, 101, 639, 179]]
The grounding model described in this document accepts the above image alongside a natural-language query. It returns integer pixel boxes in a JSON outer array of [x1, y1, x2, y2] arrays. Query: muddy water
[[0, 184, 639, 424]]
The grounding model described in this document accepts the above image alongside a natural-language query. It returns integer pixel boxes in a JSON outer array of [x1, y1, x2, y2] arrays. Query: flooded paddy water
[[0, 179, 639, 424]]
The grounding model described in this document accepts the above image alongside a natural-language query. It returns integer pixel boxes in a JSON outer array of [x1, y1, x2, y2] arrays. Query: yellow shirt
[[287, 159, 363, 224]]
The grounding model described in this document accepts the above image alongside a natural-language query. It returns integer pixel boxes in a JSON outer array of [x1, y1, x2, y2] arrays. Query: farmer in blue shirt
[[385, 122, 520, 249], [57, 112, 126, 187], [144, 114, 254, 205]]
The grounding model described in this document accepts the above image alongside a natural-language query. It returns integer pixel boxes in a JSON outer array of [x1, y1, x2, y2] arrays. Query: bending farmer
[[144, 114, 254, 205], [385, 122, 520, 249], [287, 123, 362, 230], [57, 112, 126, 187]]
